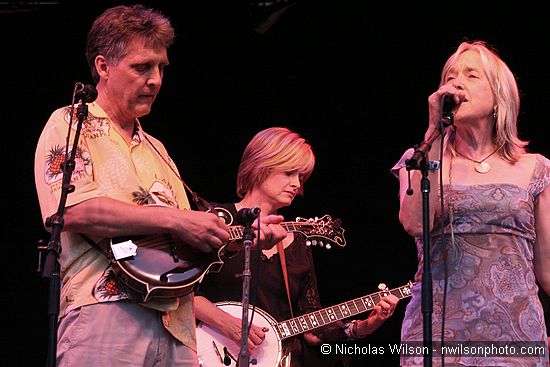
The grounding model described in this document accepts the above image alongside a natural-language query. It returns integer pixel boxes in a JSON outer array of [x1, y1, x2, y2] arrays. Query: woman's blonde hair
[[441, 40, 528, 162], [237, 127, 315, 198]]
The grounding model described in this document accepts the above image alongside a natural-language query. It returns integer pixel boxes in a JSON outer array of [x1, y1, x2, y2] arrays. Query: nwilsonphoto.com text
[[319, 341, 546, 358]]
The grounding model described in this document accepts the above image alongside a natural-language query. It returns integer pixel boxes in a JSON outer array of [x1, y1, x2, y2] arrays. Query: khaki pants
[[57, 302, 198, 366]]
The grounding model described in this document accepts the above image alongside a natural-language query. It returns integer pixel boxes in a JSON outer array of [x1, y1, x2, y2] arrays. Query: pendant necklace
[[454, 144, 502, 174]]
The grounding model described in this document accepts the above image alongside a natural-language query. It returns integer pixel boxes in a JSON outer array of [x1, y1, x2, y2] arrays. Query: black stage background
[[2, 2, 549, 366]]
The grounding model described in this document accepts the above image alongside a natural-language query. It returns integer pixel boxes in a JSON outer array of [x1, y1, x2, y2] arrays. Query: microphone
[[74, 82, 98, 103], [441, 94, 457, 126], [236, 207, 261, 226], [441, 94, 456, 116]]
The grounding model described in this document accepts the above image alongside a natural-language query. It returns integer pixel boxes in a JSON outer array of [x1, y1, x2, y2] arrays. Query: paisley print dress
[[393, 152, 550, 366]]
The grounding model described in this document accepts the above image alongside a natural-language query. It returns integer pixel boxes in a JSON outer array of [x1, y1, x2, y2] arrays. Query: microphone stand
[[237, 219, 257, 367], [405, 107, 453, 367], [41, 97, 89, 367]]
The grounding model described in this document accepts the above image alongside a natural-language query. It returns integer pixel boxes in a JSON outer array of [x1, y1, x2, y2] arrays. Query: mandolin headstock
[[292, 214, 346, 249], [214, 206, 347, 250]]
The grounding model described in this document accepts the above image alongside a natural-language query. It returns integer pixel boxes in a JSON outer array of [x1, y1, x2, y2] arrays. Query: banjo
[[196, 282, 414, 367]]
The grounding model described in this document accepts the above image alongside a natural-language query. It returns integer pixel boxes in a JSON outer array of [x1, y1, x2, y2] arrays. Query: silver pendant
[[475, 161, 490, 174]]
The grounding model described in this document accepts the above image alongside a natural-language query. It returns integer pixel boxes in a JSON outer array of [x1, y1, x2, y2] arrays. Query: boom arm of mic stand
[[406, 128, 441, 171], [406, 113, 453, 171]]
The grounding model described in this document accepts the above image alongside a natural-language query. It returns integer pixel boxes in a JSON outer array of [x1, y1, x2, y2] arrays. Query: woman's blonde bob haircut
[[237, 127, 315, 198]]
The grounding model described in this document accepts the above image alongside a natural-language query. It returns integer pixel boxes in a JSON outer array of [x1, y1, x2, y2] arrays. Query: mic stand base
[[46, 260, 61, 367]]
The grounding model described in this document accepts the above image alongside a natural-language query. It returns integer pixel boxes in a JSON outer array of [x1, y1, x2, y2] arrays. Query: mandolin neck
[[228, 222, 302, 241]]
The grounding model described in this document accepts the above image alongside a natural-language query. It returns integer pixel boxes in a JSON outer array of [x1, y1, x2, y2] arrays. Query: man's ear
[[95, 55, 108, 80]]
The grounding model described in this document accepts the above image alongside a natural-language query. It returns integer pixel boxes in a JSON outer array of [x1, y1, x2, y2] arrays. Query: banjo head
[[197, 301, 284, 367]]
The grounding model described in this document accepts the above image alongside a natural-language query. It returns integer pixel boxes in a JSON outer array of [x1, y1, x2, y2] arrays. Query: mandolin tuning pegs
[[306, 240, 311, 246], [325, 244, 331, 250]]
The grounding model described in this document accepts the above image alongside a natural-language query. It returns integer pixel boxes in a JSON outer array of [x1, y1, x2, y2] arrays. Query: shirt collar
[[87, 102, 144, 144]]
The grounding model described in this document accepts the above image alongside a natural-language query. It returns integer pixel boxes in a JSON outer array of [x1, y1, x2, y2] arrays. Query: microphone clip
[[236, 207, 260, 227], [74, 82, 98, 104]]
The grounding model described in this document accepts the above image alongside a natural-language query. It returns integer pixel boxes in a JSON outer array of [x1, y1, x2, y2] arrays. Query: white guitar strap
[[277, 241, 294, 318]]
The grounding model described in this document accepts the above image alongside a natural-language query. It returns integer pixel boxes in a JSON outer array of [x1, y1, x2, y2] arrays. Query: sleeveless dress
[[392, 152, 550, 366]]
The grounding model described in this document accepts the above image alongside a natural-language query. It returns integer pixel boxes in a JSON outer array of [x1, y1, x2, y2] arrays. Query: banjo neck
[[274, 282, 414, 340]]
